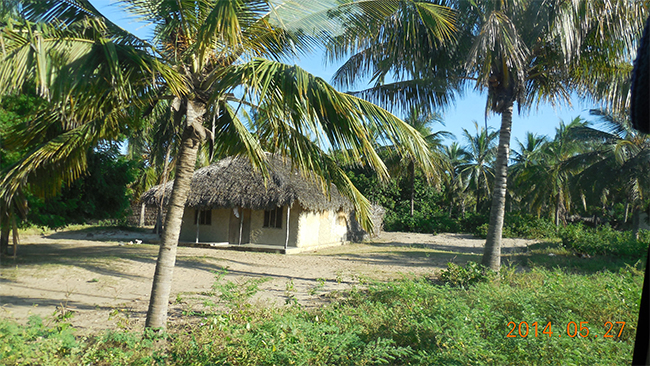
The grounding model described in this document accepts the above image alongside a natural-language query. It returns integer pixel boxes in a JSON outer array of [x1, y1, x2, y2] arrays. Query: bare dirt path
[[0, 228, 536, 333]]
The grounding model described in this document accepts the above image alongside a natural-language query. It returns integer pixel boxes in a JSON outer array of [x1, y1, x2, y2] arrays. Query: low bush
[[438, 261, 496, 288], [503, 213, 557, 239], [559, 224, 650, 258], [471, 213, 557, 240], [384, 209, 487, 235]]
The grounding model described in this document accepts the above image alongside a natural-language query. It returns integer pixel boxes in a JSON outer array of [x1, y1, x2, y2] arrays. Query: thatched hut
[[140, 155, 358, 252]]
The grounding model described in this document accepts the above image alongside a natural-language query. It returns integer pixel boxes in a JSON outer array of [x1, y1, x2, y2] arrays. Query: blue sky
[[90, 0, 600, 148]]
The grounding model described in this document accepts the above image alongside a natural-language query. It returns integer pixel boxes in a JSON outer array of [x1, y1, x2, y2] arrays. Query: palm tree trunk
[[461, 197, 466, 218], [555, 194, 561, 227], [409, 161, 415, 217], [146, 100, 205, 329], [482, 103, 513, 271], [155, 143, 173, 235], [633, 207, 641, 241], [0, 224, 8, 256]]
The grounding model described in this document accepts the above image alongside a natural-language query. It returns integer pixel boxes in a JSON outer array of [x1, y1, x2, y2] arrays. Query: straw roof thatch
[[140, 155, 352, 212]]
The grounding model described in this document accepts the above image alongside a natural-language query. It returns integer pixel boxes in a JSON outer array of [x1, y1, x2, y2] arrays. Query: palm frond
[[213, 58, 437, 181]]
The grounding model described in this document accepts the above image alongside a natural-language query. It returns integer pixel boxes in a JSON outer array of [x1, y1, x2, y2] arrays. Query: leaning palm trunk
[[409, 162, 415, 217], [146, 101, 205, 329], [155, 144, 173, 235], [482, 104, 513, 271], [633, 206, 641, 241], [555, 193, 561, 227], [0, 225, 8, 256]]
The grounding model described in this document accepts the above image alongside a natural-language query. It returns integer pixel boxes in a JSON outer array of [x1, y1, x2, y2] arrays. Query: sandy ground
[[0, 228, 536, 333]]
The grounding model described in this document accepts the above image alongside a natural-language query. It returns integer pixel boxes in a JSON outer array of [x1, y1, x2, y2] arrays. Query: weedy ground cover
[[0, 244, 643, 365]]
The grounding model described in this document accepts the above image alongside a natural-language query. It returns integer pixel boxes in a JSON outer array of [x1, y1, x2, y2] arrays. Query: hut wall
[[249, 204, 299, 246], [127, 202, 168, 227], [179, 208, 231, 243], [176, 204, 348, 249], [295, 208, 348, 248]]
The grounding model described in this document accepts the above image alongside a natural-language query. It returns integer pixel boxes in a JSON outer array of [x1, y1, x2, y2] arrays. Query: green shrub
[[504, 213, 557, 239], [559, 224, 649, 258], [384, 209, 484, 235], [211, 269, 269, 313], [474, 214, 558, 239], [439, 261, 496, 287], [460, 212, 490, 234], [0, 316, 79, 365]]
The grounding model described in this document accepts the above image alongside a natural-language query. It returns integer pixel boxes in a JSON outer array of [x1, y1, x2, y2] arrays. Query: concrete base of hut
[[176, 241, 345, 254]]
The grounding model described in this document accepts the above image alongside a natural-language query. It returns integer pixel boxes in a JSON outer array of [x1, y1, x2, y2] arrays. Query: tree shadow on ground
[[0, 242, 229, 282], [354, 241, 528, 255], [43, 226, 158, 243], [326, 250, 482, 269], [511, 241, 645, 274]]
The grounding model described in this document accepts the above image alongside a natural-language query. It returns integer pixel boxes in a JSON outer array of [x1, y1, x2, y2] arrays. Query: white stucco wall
[[178, 204, 349, 249], [295, 208, 349, 248], [249, 204, 299, 246], [179, 208, 231, 243]]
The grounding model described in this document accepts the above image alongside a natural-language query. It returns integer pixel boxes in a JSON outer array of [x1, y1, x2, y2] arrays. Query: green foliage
[[475, 213, 558, 239], [0, 316, 79, 365], [559, 224, 650, 258], [460, 212, 489, 235], [345, 168, 401, 211], [0, 316, 163, 366], [25, 146, 138, 229], [1, 90, 138, 230], [504, 213, 557, 239], [439, 261, 495, 288], [347, 164, 561, 239], [0, 91, 45, 170], [211, 269, 269, 313], [0, 265, 641, 365]]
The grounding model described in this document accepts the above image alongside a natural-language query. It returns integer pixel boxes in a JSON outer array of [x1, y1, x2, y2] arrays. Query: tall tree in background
[[458, 0, 645, 270], [0, 0, 452, 329], [125, 100, 183, 232], [458, 121, 497, 213], [328, 0, 646, 270], [511, 118, 588, 225], [441, 141, 470, 217], [510, 132, 548, 174], [384, 106, 451, 216], [571, 109, 650, 238]]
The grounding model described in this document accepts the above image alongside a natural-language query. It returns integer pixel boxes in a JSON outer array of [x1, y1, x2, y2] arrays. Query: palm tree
[[511, 132, 548, 171], [0, 0, 452, 328], [458, 121, 497, 213], [571, 109, 650, 238], [508, 132, 548, 214], [512, 118, 588, 225], [383, 106, 451, 216], [441, 141, 469, 217], [125, 101, 182, 231], [458, 0, 646, 270], [328, 0, 646, 270]]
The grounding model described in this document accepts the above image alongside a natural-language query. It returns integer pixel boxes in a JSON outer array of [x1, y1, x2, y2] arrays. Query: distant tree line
[[346, 109, 650, 240]]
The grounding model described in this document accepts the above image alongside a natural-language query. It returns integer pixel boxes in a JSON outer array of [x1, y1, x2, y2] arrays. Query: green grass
[[0, 260, 642, 365]]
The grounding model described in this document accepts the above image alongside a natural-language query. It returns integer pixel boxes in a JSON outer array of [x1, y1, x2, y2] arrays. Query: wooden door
[[229, 208, 252, 244]]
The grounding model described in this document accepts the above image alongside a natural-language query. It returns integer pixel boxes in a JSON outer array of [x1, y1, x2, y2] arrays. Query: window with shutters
[[194, 210, 212, 225], [263, 207, 283, 228]]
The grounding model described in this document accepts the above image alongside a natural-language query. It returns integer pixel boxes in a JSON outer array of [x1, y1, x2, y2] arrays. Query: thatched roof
[[140, 155, 352, 212]]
